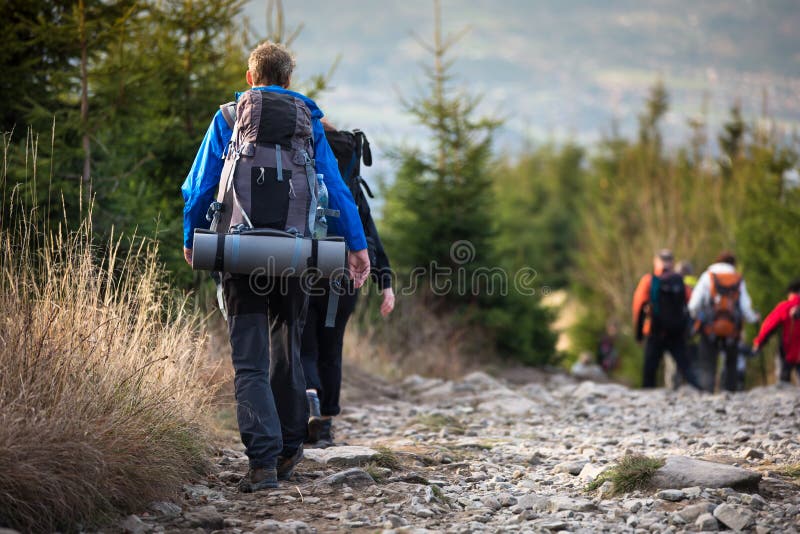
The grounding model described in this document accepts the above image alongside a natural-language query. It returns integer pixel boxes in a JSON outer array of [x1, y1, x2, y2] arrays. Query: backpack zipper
[[256, 167, 265, 185]]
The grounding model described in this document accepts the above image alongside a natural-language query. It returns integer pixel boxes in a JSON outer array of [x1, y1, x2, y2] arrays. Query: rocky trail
[[121, 368, 800, 533]]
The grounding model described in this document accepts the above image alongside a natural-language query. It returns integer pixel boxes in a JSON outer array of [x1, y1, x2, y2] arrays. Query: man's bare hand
[[380, 287, 396, 317], [184, 247, 193, 266], [348, 249, 370, 288]]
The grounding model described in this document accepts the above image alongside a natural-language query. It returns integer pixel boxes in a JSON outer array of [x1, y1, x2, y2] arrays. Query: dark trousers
[[300, 288, 358, 417], [780, 358, 799, 383], [643, 332, 700, 389], [696, 335, 740, 392], [224, 274, 309, 469]]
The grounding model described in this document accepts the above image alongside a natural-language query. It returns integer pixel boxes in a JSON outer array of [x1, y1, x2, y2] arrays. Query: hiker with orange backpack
[[688, 251, 760, 392], [632, 249, 701, 389], [752, 278, 800, 384]]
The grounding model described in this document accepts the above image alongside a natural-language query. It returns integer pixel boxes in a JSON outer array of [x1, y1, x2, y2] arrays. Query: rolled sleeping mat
[[192, 229, 346, 278]]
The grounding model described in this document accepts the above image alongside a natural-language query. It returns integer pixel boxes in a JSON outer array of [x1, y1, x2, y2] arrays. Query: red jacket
[[753, 294, 800, 364]]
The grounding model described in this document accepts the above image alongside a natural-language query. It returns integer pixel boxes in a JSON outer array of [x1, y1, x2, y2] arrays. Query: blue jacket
[[181, 86, 367, 252]]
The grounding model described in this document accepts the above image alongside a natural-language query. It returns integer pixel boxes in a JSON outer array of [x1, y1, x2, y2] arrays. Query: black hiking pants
[[779, 358, 799, 383], [223, 274, 309, 469], [642, 332, 700, 389], [697, 335, 738, 392], [300, 284, 359, 417]]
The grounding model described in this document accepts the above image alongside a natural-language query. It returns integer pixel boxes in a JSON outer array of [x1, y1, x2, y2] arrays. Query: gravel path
[[121, 368, 800, 533]]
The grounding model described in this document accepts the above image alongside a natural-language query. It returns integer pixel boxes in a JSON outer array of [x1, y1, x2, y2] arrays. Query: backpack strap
[[649, 273, 661, 316], [219, 101, 237, 130], [325, 277, 342, 328], [354, 129, 372, 167], [301, 150, 318, 237]]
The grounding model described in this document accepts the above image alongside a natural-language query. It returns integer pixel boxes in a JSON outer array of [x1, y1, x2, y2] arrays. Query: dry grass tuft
[[0, 210, 213, 531], [586, 455, 664, 495]]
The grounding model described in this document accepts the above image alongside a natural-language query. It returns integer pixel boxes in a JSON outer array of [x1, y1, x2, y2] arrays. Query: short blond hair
[[248, 41, 295, 87]]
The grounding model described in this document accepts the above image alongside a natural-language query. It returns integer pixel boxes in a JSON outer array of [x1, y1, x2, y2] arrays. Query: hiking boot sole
[[238, 478, 278, 493]]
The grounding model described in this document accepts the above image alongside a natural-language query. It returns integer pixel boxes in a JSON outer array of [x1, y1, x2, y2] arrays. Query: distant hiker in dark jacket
[[753, 278, 800, 384], [181, 42, 370, 492], [302, 124, 395, 448], [632, 249, 700, 389]]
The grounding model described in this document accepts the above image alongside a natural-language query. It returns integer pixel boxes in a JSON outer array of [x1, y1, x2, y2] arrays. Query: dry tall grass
[[0, 210, 213, 531], [344, 293, 490, 380]]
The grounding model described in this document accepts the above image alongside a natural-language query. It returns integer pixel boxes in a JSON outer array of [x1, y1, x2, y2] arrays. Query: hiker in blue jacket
[[181, 41, 370, 492]]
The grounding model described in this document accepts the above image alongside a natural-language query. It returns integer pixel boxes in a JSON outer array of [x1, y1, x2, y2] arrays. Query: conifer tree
[[383, 0, 498, 278]]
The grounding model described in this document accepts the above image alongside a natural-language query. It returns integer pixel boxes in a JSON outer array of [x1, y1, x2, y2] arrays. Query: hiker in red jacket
[[753, 279, 800, 384]]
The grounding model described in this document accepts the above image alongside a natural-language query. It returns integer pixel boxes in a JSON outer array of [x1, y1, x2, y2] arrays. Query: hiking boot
[[277, 444, 303, 481], [309, 417, 334, 448], [238, 466, 278, 493]]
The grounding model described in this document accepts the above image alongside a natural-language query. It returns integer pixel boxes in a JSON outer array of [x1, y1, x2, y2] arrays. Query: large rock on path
[[651, 456, 761, 490], [302, 445, 378, 467]]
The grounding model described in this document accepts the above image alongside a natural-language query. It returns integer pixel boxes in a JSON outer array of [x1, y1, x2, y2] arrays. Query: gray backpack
[[205, 90, 343, 326], [211, 89, 318, 236]]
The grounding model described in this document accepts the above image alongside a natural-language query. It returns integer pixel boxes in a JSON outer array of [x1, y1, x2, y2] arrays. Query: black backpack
[[324, 129, 379, 265], [649, 273, 687, 335]]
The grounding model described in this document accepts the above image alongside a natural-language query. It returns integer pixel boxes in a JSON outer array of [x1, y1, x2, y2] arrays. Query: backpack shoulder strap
[[354, 129, 372, 167], [219, 101, 237, 130], [649, 273, 660, 314]]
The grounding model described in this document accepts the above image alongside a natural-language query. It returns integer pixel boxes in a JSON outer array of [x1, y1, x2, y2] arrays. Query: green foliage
[[569, 85, 800, 385], [1, 0, 249, 287], [481, 291, 556, 366], [492, 143, 586, 288], [381, 2, 556, 366]]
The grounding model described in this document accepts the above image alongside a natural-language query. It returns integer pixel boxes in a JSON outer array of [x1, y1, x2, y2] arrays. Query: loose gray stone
[[713, 503, 755, 532], [652, 456, 762, 490], [534, 519, 568, 530], [252, 520, 311, 533], [120, 515, 149, 534], [149, 501, 182, 518], [302, 445, 379, 467], [623, 499, 643, 513], [578, 462, 606, 482], [315, 468, 375, 487], [478, 395, 538, 415], [553, 460, 588, 475], [656, 489, 686, 502], [481, 495, 502, 511], [743, 447, 765, 460], [695, 512, 719, 531], [384, 514, 408, 528], [682, 486, 702, 499], [548, 496, 596, 512], [498, 493, 517, 507], [746, 493, 767, 510], [413, 503, 435, 518], [183, 505, 224, 530], [678, 502, 715, 522], [597, 480, 614, 499], [516, 494, 551, 512]]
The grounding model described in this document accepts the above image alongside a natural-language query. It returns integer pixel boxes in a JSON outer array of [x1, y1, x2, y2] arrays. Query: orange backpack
[[707, 272, 743, 339]]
